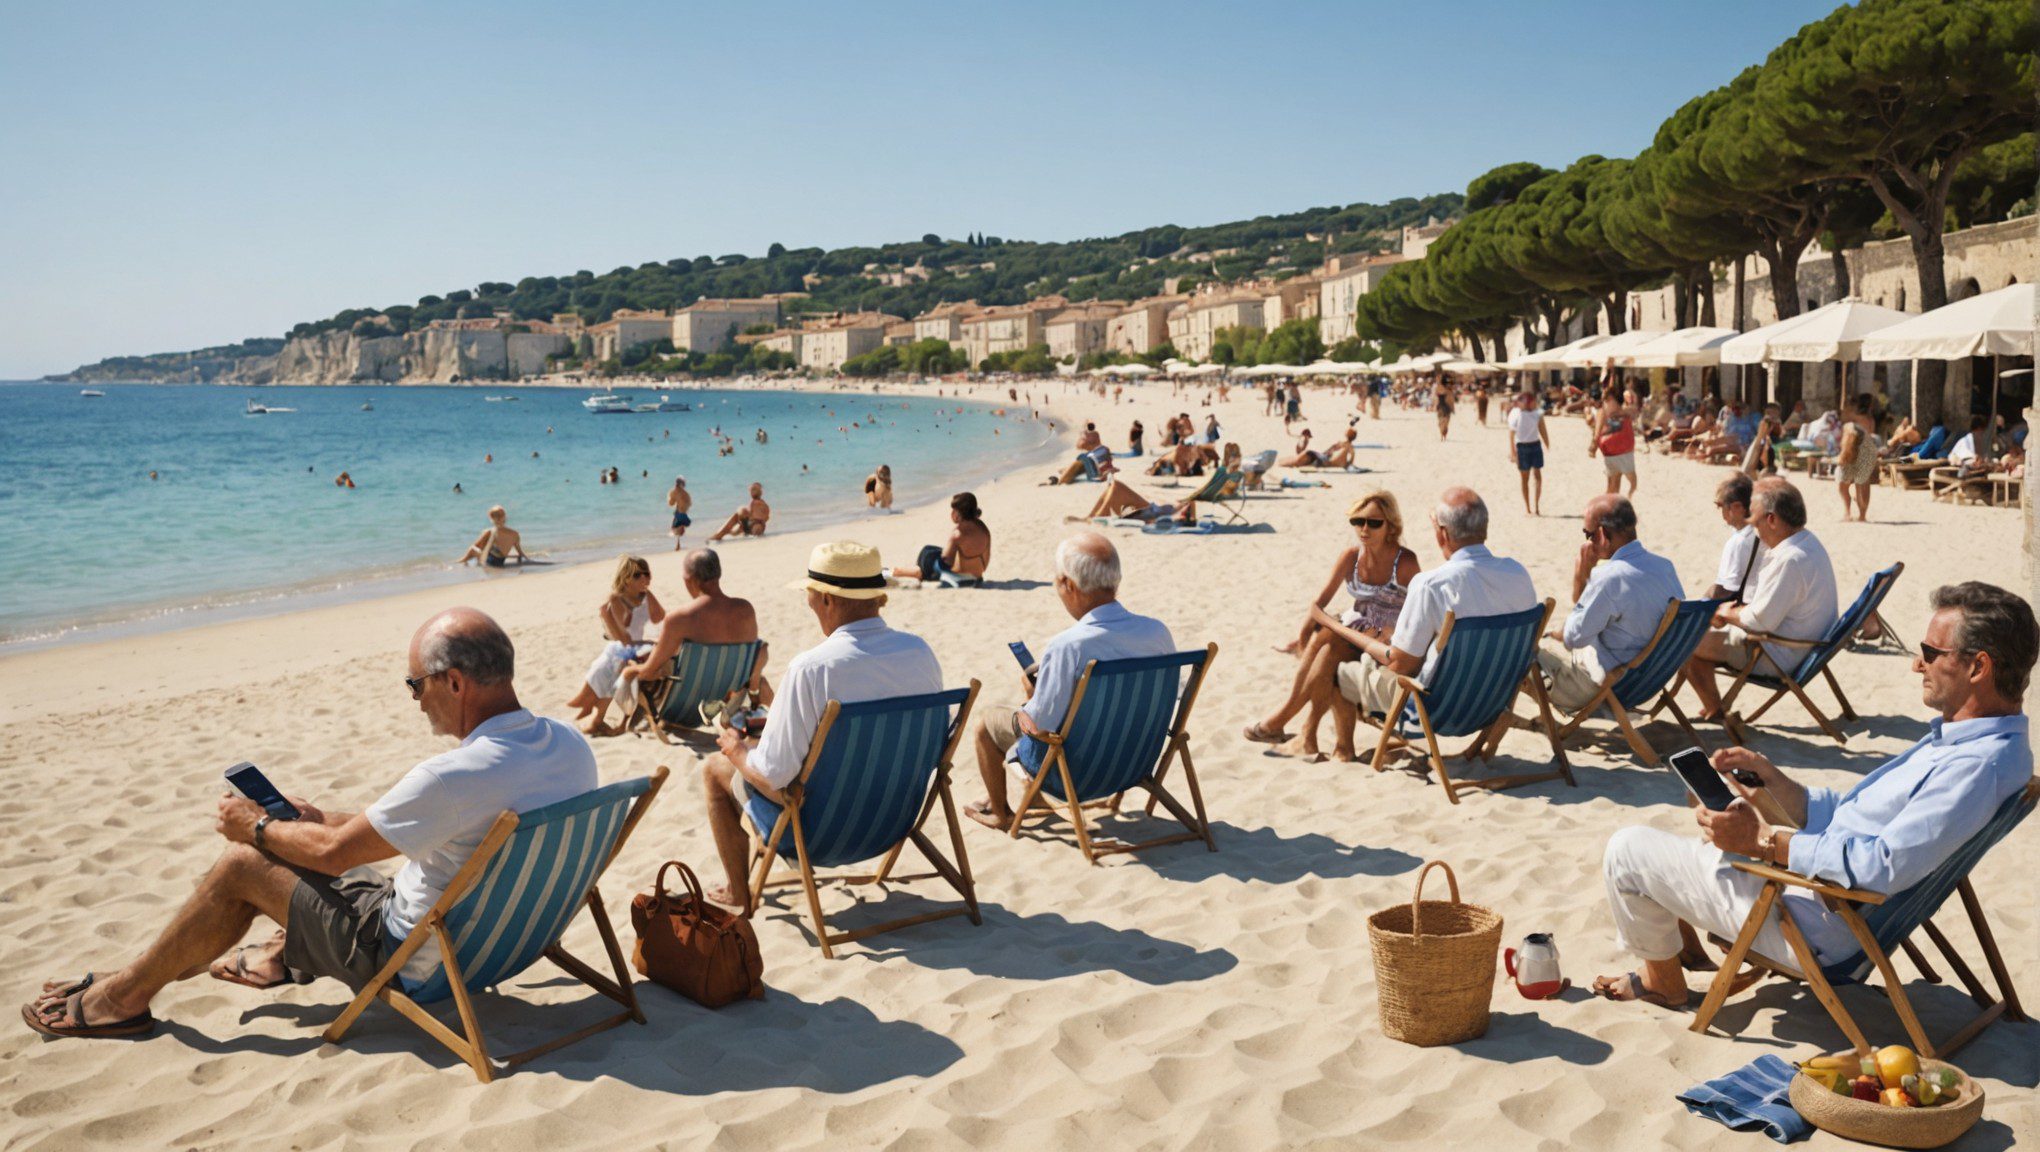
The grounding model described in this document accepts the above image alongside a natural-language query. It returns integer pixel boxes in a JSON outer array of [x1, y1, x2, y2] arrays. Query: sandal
[[1590, 970, 1686, 1010], [1241, 723, 1290, 745], [21, 974, 155, 1039], [210, 944, 309, 991]]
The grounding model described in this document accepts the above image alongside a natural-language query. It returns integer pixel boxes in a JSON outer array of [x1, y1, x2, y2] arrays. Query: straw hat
[[789, 541, 888, 599]]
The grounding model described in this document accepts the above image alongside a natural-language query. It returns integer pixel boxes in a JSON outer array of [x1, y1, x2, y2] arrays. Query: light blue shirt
[[1784, 713, 2032, 962], [1022, 600, 1176, 735], [1390, 542, 1540, 685], [1562, 540, 1685, 671]]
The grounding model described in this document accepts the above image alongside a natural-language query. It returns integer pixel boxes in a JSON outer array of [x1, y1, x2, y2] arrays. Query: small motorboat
[[79, 389, 105, 397], [484, 395, 519, 403], [582, 394, 633, 414], [633, 394, 691, 413], [246, 399, 297, 415], [360, 402, 374, 411]]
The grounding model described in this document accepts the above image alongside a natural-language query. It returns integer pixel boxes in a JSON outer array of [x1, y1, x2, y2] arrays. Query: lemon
[[1875, 1045, 1920, 1090]]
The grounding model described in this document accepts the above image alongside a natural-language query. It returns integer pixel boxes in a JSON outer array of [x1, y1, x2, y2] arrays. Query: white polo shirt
[[1390, 543, 1540, 684], [1739, 528, 1839, 670], [1507, 406, 1544, 444], [749, 616, 942, 790]]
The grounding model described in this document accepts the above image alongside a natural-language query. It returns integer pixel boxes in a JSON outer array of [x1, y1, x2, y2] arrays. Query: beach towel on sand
[[1675, 1055, 1811, 1143]]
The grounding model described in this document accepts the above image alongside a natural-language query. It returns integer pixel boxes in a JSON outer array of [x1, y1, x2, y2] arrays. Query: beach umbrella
[[1622, 326, 1740, 368], [1504, 334, 1612, 371], [1720, 298, 1910, 365], [1117, 363, 1157, 377], [1555, 329, 1667, 367], [1858, 283, 2035, 361]]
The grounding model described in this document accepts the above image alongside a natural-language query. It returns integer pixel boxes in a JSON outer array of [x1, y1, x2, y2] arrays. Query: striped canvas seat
[[648, 640, 760, 738], [1365, 600, 1572, 805], [1555, 598, 1720, 766], [1721, 564, 1902, 746], [1694, 779, 2035, 1059], [742, 684, 982, 957], [323, 769, 667, 1083], [1009, 645, 1219, 863]]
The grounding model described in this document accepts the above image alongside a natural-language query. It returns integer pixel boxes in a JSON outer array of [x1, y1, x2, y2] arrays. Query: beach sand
[[1, 377, 2032, 1150]]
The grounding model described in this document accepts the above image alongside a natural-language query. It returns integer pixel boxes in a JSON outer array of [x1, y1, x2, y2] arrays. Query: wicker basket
[[1367, 861, 1504, 1046], [1789, 1054, 1984, 1149]]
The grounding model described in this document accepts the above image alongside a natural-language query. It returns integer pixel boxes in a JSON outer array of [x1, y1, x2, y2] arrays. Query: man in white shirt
[[1948, 415, 1987, 471], [1505, 391, 1550, 515], [965, 532, 1175, 830], [1334, 487, 1539, 734], [24, 609, 595, 1039], [700, 541, 941, 907], [1706, 472, 1763, 603], [1538, 494, 1686, 711], [1682, 477, 1838, 720]]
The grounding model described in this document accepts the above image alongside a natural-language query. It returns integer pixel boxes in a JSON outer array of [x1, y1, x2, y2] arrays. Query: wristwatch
[[254, 815, 274, 852]]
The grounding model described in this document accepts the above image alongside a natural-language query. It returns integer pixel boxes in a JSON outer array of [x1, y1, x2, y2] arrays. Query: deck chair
[[743, 683, 982, 957], [1718, 563, 1902, 747], [1365, 601, 1574, 805], [1881, 426, 1948, 489], [1009, 644, 1219, 864], [1240, 449, 1278, 490], [1552, 598, 1720, 765], [1692, 778, 2036, 1058], [633, 640, 762, 743], [324, 768, 668, 1083]]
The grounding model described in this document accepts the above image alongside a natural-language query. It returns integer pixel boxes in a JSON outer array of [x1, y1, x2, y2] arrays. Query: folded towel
[[1676, 1055, 1811, 1144]]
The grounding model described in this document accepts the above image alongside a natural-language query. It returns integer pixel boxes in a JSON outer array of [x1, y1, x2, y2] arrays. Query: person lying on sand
[[617, 548, 770, 726], [1278, 429, 1321, 468], [1071, 477, 1200, 527], [459, 505, 526, 567], [707, 483, 771, 541], [965, 533, 1174, 830], [21, 610, 594, 1040], [1145, 441, 1215, 477], [1594, 581, 2035, 1008]]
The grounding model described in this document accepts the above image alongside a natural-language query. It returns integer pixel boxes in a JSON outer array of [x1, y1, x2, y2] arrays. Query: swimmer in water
[[335, 471, 356, 489], [452, 483, 463, 494]]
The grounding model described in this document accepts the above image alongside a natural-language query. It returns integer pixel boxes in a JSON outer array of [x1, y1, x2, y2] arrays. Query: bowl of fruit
[[1790, 1046, 1983, 1149]]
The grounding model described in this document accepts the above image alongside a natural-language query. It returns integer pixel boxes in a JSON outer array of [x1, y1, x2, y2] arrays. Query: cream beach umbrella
[[1858, 283, 2035, 361], [1556, 328, 1666, 367], [1720, 298, 1910, 365], [1505, 333, 1612, 371], [1622, 326, 1740, 368]]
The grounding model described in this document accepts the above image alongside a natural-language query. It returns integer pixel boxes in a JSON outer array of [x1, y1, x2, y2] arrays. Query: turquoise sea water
[[0, 381, 1055, 646]]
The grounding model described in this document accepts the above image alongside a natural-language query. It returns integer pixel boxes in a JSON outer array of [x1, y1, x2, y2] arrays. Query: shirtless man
[[1145, 441, 1215, 477], [1278, 429, 1322, 467], [707, 483, 771, 542], [666, 477, 692, 550], [617, 549, 771, 721], [458, 505, 526, 567]]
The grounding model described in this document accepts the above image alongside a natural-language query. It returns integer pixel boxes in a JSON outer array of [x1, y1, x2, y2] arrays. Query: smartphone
[[1668, 748, 1738, 812], [1008, 641, 1034, 669], [225, 762, 301, 821]]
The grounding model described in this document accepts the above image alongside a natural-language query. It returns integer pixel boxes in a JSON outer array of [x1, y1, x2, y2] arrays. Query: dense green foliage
[[52, 337, 286, 383], [979, 344, 1056, 374], [593, 341, 796, 379], [840, 338, 970, 377], [1210, 319, 1326, 366]]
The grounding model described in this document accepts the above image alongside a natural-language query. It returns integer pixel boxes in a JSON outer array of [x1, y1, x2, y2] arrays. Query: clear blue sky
[[0, 0, 1842, 378]]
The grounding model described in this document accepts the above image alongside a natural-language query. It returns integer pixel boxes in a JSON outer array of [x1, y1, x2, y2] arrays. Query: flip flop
[[1591, 970, 1686, 1010], [210, 944, 308, 991], [1241, 723, 1290, 745], [21, 974, 155, 1039]]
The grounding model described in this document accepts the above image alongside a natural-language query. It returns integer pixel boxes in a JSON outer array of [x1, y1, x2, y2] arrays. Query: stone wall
[[507, 332, 569, 377]]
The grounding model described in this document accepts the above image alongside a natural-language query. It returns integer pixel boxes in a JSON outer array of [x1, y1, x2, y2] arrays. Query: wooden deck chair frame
[[745, 682, 982, 958], [1551, 599, 1714, 766], [1716, 563, 1903, 747], [1366, 601, 1575, 805], [323, 766, 669, 1083], [1690, 779, 2036, 1058], [1008, 643, 1220, 864], [626, 640, 763, 744]]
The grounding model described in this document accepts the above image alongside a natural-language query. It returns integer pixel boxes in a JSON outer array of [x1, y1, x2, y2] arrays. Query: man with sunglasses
[[24, 608, 596, 1040], [1595, 581, 2036, 1009], [1536, 494, 1683, 712]]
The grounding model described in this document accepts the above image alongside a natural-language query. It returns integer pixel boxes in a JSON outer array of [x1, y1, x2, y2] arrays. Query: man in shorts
[[22, 609, 596, 1039], [1506, 391, 1550, 515]]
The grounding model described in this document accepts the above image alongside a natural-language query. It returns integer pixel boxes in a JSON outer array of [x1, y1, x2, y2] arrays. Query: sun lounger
[[1008, 646, 1219, 863], [1880, 426, 1948, 489], [1692, 778, 2036, 1058], [743, 684, 982, 957], [323, 769, 668, 1082], [1718, 563, 1902, 746]]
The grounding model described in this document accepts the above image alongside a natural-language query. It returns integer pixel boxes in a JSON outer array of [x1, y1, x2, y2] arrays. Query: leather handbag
[[629, 861, 764, 1007]]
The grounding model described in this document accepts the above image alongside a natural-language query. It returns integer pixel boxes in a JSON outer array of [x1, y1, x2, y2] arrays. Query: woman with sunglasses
[[568, 555, 666, 735], [1246, 491, 1419, 760]]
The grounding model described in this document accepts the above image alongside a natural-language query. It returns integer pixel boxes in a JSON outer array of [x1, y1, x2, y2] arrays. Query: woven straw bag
[[1368, 861, 1504, 1046]]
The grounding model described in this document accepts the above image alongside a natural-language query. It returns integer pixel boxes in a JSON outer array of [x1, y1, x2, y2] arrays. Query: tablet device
[[226, 761, 301, 821], [1668, 747, 1737, 812]]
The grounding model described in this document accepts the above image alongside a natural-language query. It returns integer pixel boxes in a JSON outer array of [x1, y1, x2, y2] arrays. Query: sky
[[0, 0, 1844, 379]]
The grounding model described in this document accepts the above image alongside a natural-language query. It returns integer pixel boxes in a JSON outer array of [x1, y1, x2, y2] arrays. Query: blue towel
[[1676, 1055, 1811, 1144]]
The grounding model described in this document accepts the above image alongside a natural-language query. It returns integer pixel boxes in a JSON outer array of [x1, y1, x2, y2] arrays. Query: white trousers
[[585, 640, 649, 702], [1603, 825, 1805, 964]]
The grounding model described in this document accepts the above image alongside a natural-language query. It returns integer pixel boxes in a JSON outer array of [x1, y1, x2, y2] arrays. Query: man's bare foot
[[1328, 744, 1358, 764], [580, 717, 617, 737], [964, 799, 1012, 831], [1273, 640, 1301, 656], [1591, 970, 1688, 1008]]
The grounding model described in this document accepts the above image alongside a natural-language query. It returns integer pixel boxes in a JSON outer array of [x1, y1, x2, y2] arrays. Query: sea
[[0, 381, 1058, 648]]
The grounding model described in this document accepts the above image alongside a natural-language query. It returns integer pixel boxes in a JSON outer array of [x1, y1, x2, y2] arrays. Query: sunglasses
[[1350, 516, 1387, 529], [1918, 641, 1970, 665], [405, 670, 447, 698], [1582, 524, 1603, 538]]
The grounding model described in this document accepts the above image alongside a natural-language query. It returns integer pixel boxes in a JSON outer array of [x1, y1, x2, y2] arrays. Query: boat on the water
[[634, 394, 691, 413], [484, 395, 519, 403], [582, 394, 633, 414], [79, 389, 105, 397], [245, 399, 297, 415], [360, 402, 374, 411]]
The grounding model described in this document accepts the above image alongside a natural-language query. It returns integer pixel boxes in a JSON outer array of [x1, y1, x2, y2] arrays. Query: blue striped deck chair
[[1693, 778, 2036, 1059], [742, 682, 981, 957], [1718, 563, 1903, 747], [323, 767, 668, 1082], [1553, 598, 1722, 765], [1365, 600, 1573, 805], [1008, 644, 1219, 864], [636, 640, 762, 743]]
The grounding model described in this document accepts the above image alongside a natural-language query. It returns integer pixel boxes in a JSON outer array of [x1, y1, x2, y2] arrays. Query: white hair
[[1435, 495, 1489, 544], [1056, 536, 1121, 595]]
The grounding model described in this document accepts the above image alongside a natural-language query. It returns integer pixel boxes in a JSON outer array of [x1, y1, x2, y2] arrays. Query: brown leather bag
[[630, 861, 764, 1007]]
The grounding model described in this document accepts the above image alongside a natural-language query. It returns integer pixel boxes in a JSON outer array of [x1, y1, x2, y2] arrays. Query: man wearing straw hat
[[698, 541, 941, 908]]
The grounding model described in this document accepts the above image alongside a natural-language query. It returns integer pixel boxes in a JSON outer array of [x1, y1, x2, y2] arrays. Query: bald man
[[1535, 494, 1684, 712], [23, 609, 596, 1041]]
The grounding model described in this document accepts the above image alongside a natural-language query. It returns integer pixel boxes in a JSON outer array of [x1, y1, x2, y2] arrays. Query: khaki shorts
[[1535, 640, 1608, 712], [981, 704, 1043, 780], [1603, 451, 1636, 475], [280, 867, 396, 990], [1715, 625, 1786, 678], [1335, 654, 1404, 718]]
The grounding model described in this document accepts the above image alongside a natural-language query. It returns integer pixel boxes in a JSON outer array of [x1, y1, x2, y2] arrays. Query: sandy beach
[[1, 376, 2031, 1150]]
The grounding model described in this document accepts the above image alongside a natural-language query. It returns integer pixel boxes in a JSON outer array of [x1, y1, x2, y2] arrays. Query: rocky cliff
[[265, 328, 566, 383]]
